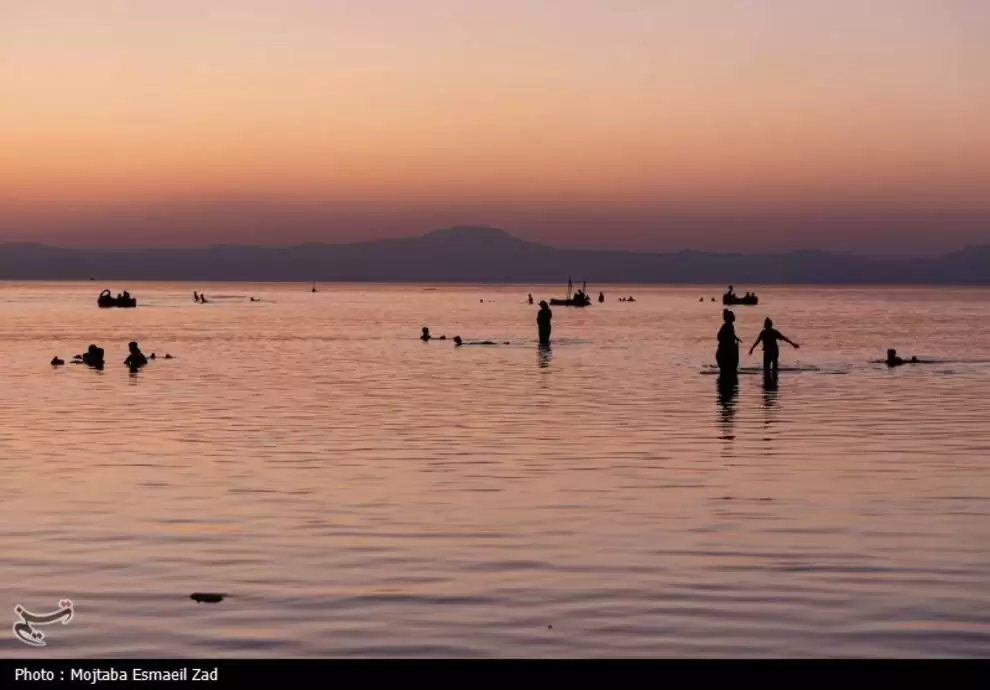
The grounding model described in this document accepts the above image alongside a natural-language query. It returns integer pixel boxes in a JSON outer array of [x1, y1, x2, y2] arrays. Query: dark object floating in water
[[97, 289, 137, 308], [190, 593, 226, 603], [549, 278, 591, 307], [722, 293, 758, 306], [51, 357, 64, 366], [722, 285, 758, 306]]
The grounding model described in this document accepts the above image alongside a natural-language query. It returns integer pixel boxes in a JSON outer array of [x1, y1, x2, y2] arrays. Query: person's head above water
[[453, 336, 463, 345], [887, 348, 897, 359], [764, 318, 773, 329], [128, 341, 141, 352], [539, 300, 548, 308], [722, 309, 735, 323]]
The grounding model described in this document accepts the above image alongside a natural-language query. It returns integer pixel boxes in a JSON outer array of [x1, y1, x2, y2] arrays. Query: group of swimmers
[[422, 301, 555, 348], [51, 342, 171, 371], [193, 292, 209, 303]]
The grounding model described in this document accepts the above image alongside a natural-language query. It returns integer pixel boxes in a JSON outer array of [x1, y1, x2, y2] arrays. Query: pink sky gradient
[[2, 1, 989, 254]]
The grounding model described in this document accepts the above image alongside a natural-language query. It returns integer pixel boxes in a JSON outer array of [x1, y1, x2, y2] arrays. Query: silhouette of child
[[749, 318, 799, 373]]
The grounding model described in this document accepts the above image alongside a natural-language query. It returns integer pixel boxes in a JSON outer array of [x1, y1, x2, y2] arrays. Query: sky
[[2, 0, 989, 255]]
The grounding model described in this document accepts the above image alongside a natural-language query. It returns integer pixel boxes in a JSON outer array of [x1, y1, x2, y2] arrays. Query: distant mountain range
[[1, 226, 989, 284]]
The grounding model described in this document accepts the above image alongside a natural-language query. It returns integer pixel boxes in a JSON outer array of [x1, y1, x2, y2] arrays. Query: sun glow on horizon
[[2, 1, 989, 251]]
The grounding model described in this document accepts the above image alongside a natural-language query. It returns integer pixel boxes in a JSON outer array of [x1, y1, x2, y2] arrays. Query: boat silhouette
[[97, 289, 137, 308], [549, 279, 592, 307]]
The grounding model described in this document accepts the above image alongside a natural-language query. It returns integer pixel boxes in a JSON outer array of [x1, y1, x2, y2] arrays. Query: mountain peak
[[420, 226, 521, 244]]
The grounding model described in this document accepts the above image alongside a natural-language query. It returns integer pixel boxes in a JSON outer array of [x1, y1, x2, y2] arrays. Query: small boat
[[722, 285, 758, 306], [549, 279, 592, 307], [97, 289, 137, 308], [722, 293, 758, 306]]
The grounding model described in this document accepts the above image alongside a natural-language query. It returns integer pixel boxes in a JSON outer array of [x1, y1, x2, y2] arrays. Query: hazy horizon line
[[1, 221, 988, 259]]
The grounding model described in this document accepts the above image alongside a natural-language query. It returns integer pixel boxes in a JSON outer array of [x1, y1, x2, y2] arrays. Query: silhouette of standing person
[[716, 309, 741, 374], [537, 301, 552, 346], [749, 317, 799, 375]]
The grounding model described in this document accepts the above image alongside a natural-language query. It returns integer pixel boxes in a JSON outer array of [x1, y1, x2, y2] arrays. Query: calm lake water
[[1, 282, 989, 658]]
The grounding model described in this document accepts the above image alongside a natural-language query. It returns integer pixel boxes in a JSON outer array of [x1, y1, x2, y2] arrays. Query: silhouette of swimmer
[[528, 293, 534, 305], [453, 336, 507, 346], [537, 301, 552, 346], [193, 291, 199, 302], [716, 309, 742, 374], [749, 318, 799, 374], [598, 291, 605, 303], [884, 348, 921, 367], [124, 341, 148, 369], [51, 357, 64, 366], [73, 345, 105, 369], [421, 327, 446, 341]]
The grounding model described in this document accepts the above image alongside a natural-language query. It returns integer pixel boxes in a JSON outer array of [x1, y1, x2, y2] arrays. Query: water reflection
[[761, 371, 780, 445], [716, 373, 738, 441], [538, 344, 552, 369], [762, 371, 779, 406]]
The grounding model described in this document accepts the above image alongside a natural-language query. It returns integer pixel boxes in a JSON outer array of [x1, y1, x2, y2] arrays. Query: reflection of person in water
[[537, 301, 552, 346], [716, 373, 738, 439], [716, 309, 741, 374], [749, 318, 799, 374], [124, 341, 148, 369]]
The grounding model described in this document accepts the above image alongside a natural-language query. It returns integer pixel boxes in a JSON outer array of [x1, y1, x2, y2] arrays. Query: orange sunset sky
[[2, 0, 989, 255]]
